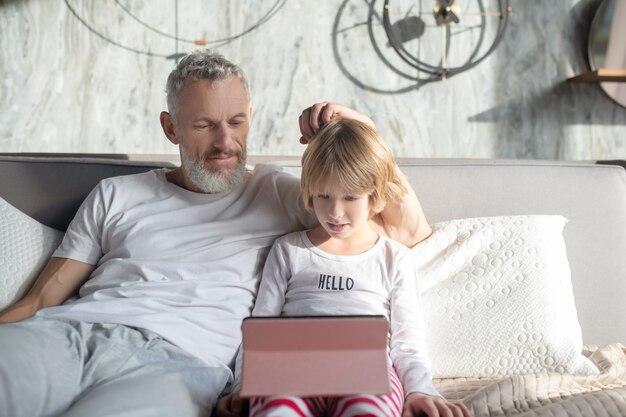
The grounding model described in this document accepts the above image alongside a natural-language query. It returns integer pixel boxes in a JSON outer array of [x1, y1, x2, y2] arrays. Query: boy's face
[[311, 184, 372, 241]]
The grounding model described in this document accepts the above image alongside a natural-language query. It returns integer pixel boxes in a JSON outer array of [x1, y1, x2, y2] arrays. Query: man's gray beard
[[182, 151, 247, 194]]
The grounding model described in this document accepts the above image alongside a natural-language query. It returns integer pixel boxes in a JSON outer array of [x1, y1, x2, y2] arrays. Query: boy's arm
[[298, 102, 432, 247], [0, 257, 94, 323]]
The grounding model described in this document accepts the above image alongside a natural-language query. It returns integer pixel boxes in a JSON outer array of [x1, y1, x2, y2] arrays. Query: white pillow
[[412, 215, 598, 378], [0, 197, 64, 310]]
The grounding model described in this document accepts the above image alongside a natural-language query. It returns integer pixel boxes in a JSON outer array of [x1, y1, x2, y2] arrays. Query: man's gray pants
[[0, 317, 230, 417]]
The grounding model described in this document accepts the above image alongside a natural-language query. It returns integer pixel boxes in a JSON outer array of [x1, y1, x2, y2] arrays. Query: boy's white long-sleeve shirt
[[239, 230, 439, 397]]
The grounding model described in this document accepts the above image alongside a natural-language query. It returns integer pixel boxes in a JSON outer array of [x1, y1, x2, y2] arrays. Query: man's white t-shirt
[[38, 164, 315, 372], [250, 231, 439, 397]]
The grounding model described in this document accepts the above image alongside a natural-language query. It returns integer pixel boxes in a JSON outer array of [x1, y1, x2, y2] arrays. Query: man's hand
[[215, 392, 247, 417], [403, 392, 472, 417], [298, 102, 375, 144]]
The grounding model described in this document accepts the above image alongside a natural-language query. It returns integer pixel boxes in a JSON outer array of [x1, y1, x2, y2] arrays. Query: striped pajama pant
[[249, 367, 404, 417]]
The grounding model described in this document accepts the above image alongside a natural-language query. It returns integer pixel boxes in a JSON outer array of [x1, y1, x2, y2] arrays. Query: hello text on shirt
[[317, 273, 355, 291]]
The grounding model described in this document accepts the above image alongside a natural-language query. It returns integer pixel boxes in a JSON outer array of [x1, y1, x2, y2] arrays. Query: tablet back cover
[[240, 316, 390, 397]]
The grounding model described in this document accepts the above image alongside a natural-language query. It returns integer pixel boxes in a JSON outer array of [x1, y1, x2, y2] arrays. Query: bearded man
[[0, 50, 430, 417]]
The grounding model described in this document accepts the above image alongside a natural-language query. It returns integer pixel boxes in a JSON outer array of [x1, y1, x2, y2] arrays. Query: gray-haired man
[[0, 50, 430, 417]]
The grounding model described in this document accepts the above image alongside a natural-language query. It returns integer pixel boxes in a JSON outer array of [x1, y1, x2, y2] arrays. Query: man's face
[[172, 75, 251, 193]]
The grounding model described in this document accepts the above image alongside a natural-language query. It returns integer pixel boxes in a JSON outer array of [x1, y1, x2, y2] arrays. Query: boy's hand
[[298, 102, 375, 144], [403, 391, 472, 417], [215, 392, 247, 417]]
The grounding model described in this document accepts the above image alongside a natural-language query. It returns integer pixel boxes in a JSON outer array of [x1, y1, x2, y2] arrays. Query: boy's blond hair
[[301, 118, 407, 218]]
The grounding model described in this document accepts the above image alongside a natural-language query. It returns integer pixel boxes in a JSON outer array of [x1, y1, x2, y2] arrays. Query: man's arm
[[298, 102, 432, 247], [370, 168, 432, 248], [0, 257, 94, 323]]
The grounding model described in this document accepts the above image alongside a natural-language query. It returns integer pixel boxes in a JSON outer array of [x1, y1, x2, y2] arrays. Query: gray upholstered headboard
[[0, 156, 175, 231]]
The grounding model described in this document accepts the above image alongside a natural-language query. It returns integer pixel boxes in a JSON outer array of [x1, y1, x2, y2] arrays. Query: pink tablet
[[240, 315, 391, 398]]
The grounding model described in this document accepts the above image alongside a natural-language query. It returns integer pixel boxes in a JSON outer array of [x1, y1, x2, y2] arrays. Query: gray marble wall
[[0, 0, 624, 160]]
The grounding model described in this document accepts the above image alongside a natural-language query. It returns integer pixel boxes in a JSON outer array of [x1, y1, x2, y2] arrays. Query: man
[[0, 50, 431, 417]]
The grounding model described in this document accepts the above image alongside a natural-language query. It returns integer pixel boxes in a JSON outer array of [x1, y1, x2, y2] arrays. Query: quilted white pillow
[[0, 197, 63, 310], [412, 215, 598, 378]]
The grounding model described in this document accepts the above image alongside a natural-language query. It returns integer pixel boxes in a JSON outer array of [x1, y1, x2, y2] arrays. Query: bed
[[1, 155, 625, 416]]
